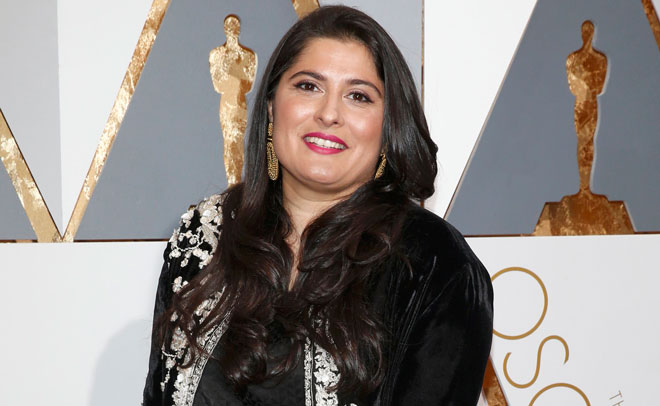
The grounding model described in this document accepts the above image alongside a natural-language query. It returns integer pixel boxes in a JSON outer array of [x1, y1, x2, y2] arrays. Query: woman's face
[[269, 37, 385, 198]]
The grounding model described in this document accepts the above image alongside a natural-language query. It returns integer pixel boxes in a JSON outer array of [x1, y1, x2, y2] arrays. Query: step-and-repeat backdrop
[[1, 0, 658, 404]]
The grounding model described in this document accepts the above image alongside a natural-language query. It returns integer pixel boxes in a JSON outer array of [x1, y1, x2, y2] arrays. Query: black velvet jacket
[[143, 195, 493, 406]]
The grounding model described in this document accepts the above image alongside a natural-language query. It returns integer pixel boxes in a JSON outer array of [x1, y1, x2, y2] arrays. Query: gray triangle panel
[[447, 0, 660, 234], [0, 164, 37, 240], [76, 0, 298, 239]]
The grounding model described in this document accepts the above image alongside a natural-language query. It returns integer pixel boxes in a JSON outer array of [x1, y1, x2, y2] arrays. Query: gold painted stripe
[[63, 0, 171, 242], [642, 0, 660, 51], [0, 110, 61, 242], [291, 0, 319, 19], [483, 358, 508, 406]]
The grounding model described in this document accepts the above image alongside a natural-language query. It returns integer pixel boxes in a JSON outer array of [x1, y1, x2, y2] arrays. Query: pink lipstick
[[302, 132, 348, 155]]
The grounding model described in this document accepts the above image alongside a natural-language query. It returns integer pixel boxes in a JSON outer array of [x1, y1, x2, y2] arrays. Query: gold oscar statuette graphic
[[291, 0, 320, 19], [209, 15, 257, 186], [533, 21, 635, 236]]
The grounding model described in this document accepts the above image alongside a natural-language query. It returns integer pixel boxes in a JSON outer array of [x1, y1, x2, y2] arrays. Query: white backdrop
[[0, 242, 163, 405], [471, 235, 660, 405]]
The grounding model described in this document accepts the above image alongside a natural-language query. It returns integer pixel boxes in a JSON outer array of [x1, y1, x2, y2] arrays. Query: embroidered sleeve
[[168, 194, 223, 271], [142, 194, 224, 406]]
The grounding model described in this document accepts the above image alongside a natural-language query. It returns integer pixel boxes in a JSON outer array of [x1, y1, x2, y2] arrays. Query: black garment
[[194, 324, 305, 406], [143, 196, 493, 406]]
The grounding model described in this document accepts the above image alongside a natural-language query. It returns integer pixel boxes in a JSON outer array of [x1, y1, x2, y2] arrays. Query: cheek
[[271, 97, 307, 163], [349, 110, 384, 148], [273, 96, 312, 132]]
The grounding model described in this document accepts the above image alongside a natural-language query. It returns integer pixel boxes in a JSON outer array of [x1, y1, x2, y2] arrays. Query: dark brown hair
[[160, 5, 437, 397]]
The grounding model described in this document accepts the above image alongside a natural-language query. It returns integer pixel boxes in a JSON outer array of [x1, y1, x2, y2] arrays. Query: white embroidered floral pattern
[[304, 339, 314, 406], [168, 194, 223, 269], [313, 343, 341, 406], [303, 337, 357, 406], [176, 314, 230, 406], [159, 195, 228, 405], [163, 287, 226, 406]]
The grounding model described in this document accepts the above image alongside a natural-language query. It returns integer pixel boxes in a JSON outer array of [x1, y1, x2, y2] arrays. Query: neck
[[282, 178, 346, 239], [280, 172, 363, 291]]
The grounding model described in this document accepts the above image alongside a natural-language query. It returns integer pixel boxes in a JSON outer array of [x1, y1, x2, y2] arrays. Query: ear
[[267, 100, 274, 122]]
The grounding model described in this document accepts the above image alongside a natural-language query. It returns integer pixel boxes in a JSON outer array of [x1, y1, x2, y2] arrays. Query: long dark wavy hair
[[158, 5, 437, 397]]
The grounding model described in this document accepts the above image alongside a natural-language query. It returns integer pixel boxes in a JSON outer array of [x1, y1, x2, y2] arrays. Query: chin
[[304, 173, 339, 186], [307, 174, 370, 195]]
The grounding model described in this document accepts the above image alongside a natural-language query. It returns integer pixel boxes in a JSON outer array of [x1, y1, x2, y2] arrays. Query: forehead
[[289, 37, 381, 82]]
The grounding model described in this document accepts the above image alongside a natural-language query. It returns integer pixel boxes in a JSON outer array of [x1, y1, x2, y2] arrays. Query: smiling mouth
[[303, 136, 347, 150]]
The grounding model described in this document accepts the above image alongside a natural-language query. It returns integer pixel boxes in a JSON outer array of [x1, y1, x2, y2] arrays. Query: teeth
[[304, 136, 346, 150]]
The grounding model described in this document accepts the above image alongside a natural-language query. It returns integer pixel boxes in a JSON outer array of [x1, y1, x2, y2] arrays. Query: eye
[[295, 81, 319, 92], [347, 91, 372, 103]]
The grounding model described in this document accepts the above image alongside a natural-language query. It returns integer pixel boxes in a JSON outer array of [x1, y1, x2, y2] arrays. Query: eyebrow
[[288, 70, 383, 98]]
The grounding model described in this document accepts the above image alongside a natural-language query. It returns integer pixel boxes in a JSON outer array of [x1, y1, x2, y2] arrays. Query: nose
[[314, 92, 344, 127]]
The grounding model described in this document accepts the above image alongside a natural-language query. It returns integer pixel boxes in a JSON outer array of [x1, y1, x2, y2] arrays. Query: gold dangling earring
[[266, 122, 279, 180], [374, 152, 386, 179]]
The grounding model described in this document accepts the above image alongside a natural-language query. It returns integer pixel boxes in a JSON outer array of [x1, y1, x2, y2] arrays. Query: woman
[[143, 6, 493, 406]]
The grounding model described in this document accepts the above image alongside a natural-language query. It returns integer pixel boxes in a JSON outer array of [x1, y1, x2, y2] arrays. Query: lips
[[302, 132, 348, 154]]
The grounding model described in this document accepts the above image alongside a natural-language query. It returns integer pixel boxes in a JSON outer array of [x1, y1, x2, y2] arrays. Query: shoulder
[[397, 205, 492, 307], [166, 193, 224, 273], [156, 193, 224, 325], [401, 205, 482, 271]]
